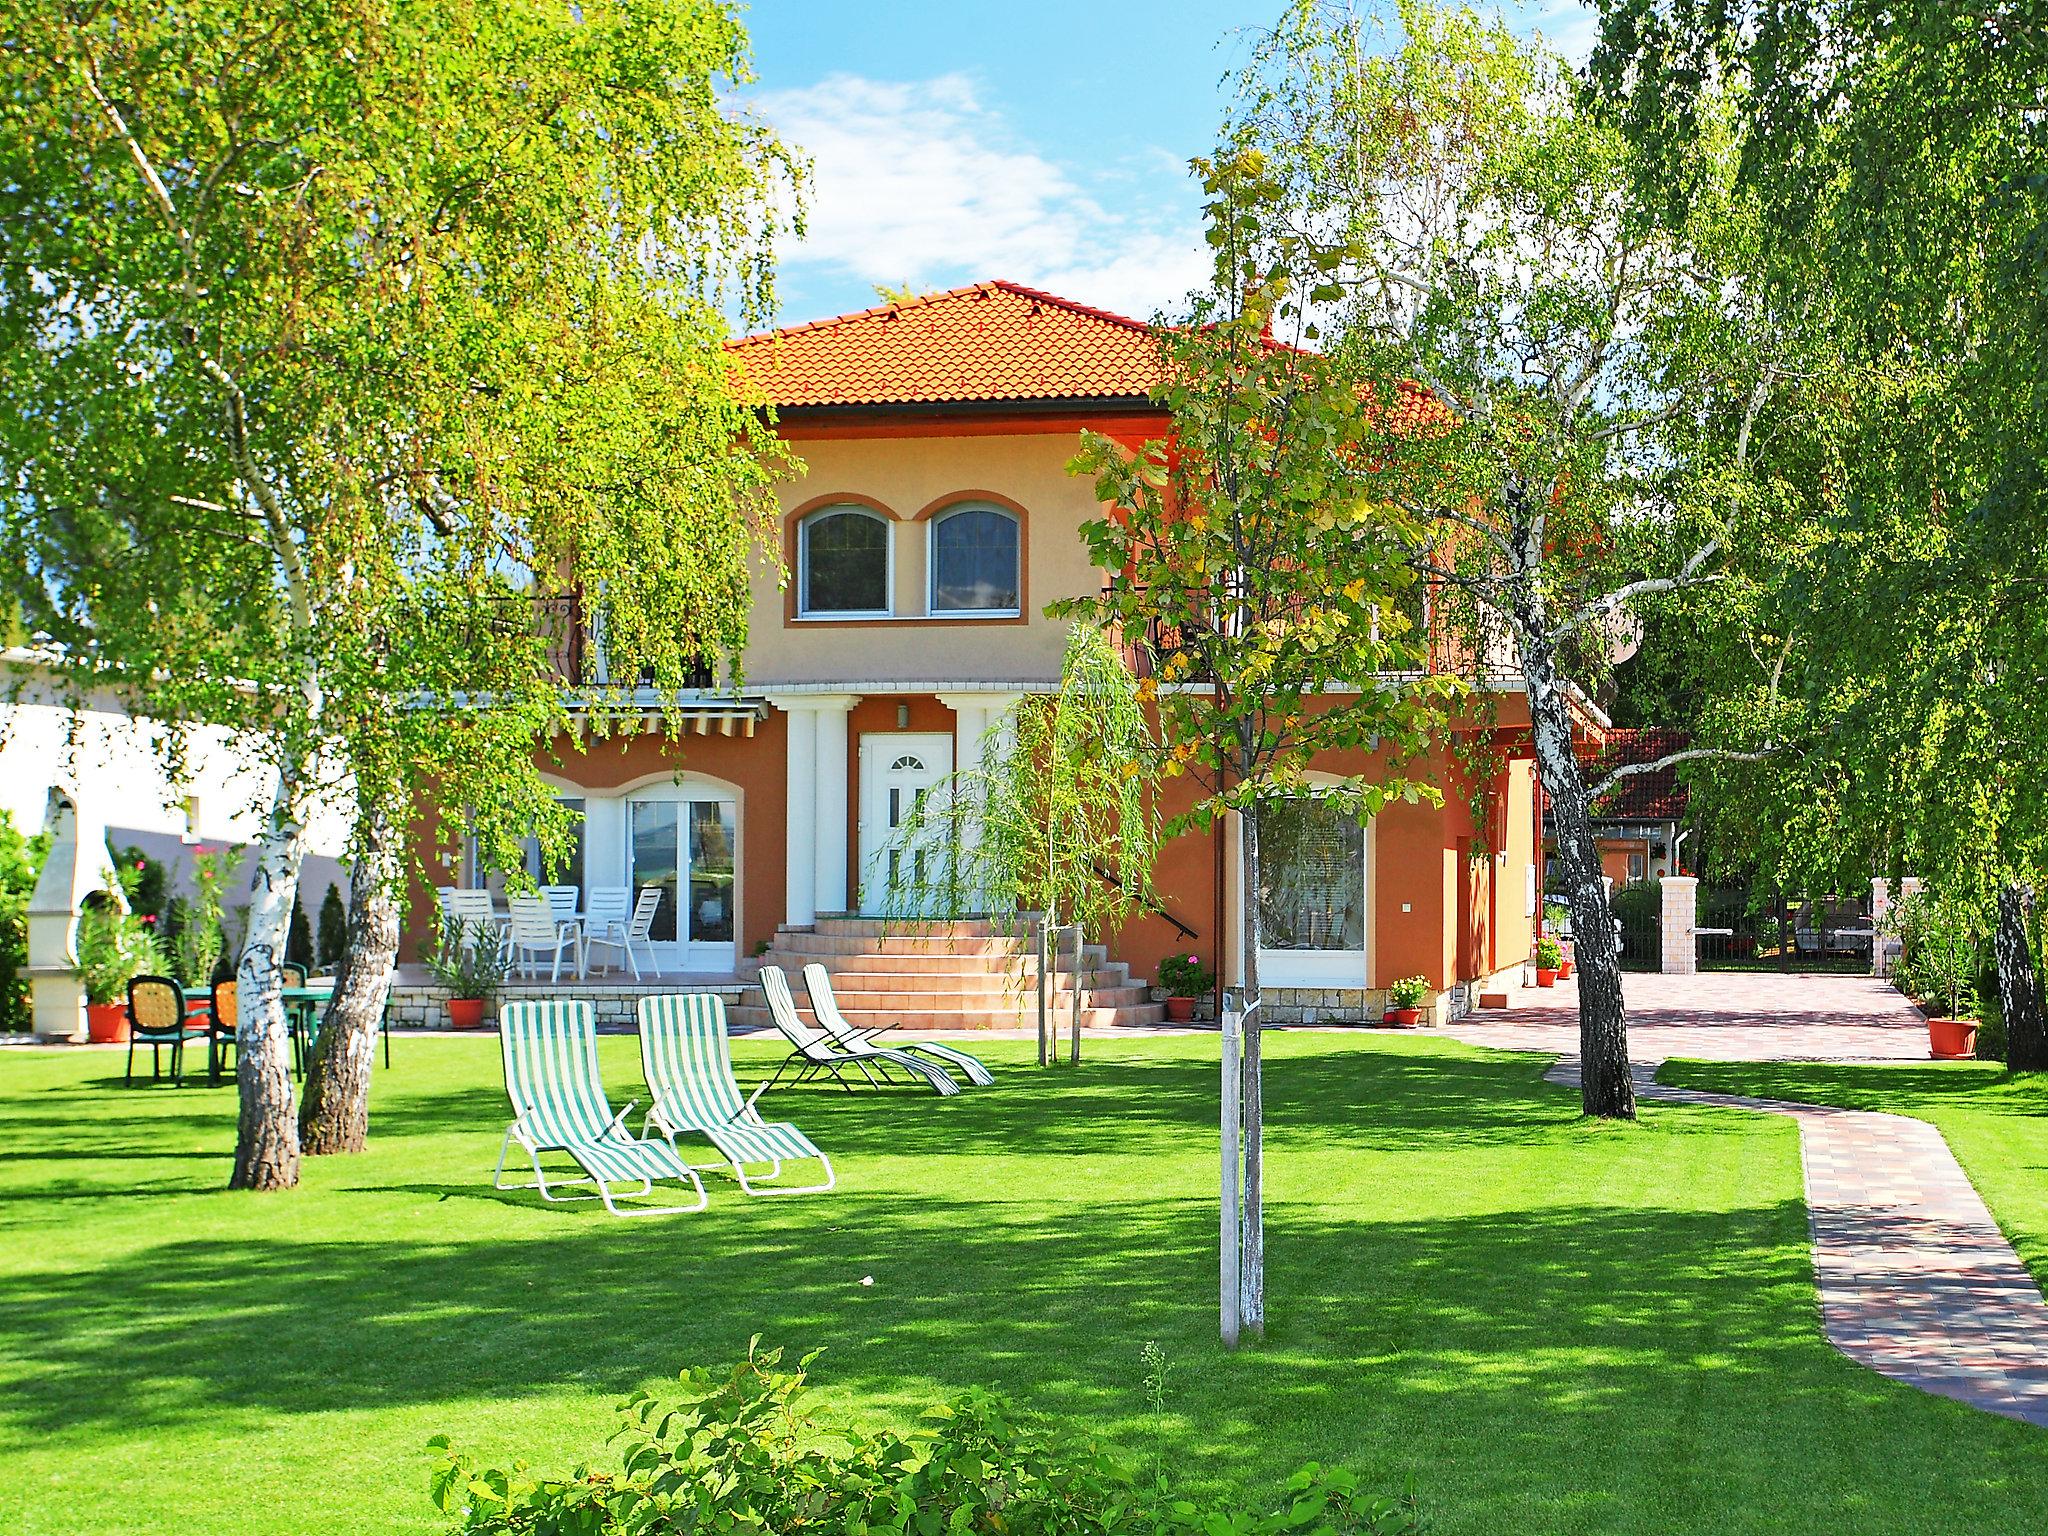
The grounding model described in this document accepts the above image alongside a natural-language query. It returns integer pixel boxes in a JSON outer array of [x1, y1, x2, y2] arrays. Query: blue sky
[[738, 2, 1600, 329]]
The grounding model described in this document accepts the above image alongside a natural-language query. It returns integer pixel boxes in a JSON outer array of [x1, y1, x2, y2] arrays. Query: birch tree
[[1592, 0, 2048, 1068], [1068, 155, 1453, 1343], [0, 0, 799, 1184], [1230, 0, 1794, 1117]]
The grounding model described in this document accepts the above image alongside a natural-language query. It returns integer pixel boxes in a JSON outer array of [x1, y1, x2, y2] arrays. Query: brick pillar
[[1660, 876, 1698, 975], [1872, 876, 1921, 977]]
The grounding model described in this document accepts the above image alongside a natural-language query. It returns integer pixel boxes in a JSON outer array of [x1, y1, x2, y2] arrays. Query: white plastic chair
[[625, 884, 665, 978], [582, 887, 636, 978], [442, 887, 508, 961], [508, 893, 580, 982]]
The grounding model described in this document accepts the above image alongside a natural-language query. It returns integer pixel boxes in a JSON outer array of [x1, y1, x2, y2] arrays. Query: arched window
[[928, 504, 1020, 615], [799, 506, 891, 617]]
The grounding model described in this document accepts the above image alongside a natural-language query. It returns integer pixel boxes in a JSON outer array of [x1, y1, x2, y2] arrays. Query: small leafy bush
[[1385, 975, 1429, 1009], [1156, 952, 1215, 997], [1893, 888, 1978, 1019], [1534, 935, 1563, 970], [427, 918, 507, 1001], [427, 1345, 1422, 1536]]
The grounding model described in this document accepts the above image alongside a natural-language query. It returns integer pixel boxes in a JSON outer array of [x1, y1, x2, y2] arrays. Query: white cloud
[[756, 73, 1207, 321]]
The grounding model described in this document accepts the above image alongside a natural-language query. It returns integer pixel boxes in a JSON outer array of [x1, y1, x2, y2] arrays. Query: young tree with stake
[[1068, 154, 1453, 1344]]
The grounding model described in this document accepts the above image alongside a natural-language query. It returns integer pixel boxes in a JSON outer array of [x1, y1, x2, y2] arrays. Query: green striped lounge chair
[[755, 965, 961, 1095], [494, 1000, 707, 1216], [637, 993, 834, 1196], [801, 963, 994, 1087]]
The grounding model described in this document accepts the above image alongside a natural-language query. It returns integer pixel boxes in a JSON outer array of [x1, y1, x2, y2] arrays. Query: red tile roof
[[728, 281, 1168, 409], [1577, 727, 1690, 821]]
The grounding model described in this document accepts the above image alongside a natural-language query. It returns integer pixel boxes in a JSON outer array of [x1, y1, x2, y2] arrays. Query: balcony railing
[[529, 592, 717, 691]]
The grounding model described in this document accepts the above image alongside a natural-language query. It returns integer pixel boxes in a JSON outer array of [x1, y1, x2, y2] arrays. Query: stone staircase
[[728, 916, 1167, 1032]]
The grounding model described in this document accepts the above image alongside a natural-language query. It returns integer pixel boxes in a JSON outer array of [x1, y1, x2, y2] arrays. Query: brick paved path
[[1453, 974, 2048, 1429]]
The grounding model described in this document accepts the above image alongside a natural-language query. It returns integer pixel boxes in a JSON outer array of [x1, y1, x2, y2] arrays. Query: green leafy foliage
[[74, 897, 162, 1006], [1892, 888, 1980, 1021], [1156, 953, 1216, 998], [425, 1345, 1422, 1536], [316, 883, 348, 971], [1385, 975, 1429, 1009], [0, 810, 50, 1030], [1535, 937, 1563, 971], [424, 920, 507, 1004], [174, 847, 240, 989]]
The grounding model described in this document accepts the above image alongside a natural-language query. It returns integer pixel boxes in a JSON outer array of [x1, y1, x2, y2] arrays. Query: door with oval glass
[[858, 733, 953, 915]]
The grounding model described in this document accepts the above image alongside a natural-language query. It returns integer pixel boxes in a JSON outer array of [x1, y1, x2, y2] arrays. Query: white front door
[[1254, 796, 1370, 988], [857, 733, 953, 915]]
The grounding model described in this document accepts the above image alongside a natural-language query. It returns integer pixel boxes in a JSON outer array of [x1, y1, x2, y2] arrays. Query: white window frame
[[926, 503, 1021, 619], [798, 505, 894, 620]]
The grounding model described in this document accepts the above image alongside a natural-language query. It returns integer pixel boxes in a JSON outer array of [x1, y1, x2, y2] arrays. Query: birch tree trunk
[[1521, 637, 1635, 1118], [299, 804, 400, 1154], [232, 761, 312, 1190], [1238, 802, 1267, 1338], [1995, 880, 2048, 1072]]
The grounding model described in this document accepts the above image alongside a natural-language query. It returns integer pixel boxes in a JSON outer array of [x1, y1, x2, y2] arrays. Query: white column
[[1660, 875, 1698, 975], [813, 701, 852, 916], [781, 706, 817, 928]]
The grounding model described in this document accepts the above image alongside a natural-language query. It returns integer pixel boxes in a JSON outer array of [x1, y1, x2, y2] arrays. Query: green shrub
[[1386, 974, 1429, 1009], [0, 811, 49, 1030], [1534, 935, 1563, 970], [427, 1346, 1422, 1536], [1156, 951, 1215, 997], [317, 883, 348, 969], [1973, 954, 2008, 1062], [1892, 888, 1979, 1018], [287, 897, 314, 967]]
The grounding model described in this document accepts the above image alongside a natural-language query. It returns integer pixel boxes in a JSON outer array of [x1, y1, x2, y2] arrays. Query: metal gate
[[1697, 884, 1873, 972], [1611, 879, 1662, 971]]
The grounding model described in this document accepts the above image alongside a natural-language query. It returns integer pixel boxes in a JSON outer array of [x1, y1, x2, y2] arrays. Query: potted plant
[[1544, 904, 1573, 978], [1383, 974, 1429, 1027], [427, 918, 506, 1029], [76, 897, 163, 1041], [1534, 935, 1562, 988], [1894, 888, 1979, 1059], [1155, 952, 1215, 1023]]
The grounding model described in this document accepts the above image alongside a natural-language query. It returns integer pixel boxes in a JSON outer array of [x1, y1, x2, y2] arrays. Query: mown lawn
[[3, 1031, 2044, 1536], [1658, 1058, 2048, 1288]]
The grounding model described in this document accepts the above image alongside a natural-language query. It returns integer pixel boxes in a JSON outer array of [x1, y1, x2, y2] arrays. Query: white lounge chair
[[493, 999, 706, 1216], [507, 893, 579, 981], [439, 887, 508, 961], [637, 992, 833, 1196], [754, 965, 960, 1095], [801, 963, 994, 1087]]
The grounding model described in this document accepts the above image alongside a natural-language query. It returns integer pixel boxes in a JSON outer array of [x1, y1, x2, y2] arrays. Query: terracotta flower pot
[[1165, 995, 1197, 1023], [1558, 959, 1573, 979], [446, 997, 487, 1030], [1535, 968, 1558, 988], [1383, 1006, 1421, 1028], [85, 1001, 129, 1043], [1927, 1017, 1977, 1060]]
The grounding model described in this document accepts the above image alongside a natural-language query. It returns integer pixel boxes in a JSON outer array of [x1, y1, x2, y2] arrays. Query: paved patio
[[1448, 969, 1930, 1062], [1449, 971, 2048, 1430]]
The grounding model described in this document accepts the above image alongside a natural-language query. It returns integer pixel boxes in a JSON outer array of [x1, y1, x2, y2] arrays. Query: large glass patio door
[[628, 793, 738, 972]]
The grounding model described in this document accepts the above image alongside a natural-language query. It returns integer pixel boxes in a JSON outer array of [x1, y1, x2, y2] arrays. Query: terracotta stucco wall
[[747, 431, 1116, 687]]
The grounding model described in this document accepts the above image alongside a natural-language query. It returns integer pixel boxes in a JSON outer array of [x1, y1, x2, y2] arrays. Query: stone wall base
[[387, 982, 746, 1032]]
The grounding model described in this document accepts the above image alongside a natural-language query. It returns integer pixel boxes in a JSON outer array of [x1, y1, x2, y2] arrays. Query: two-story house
[[410, 281, 1545, 1028]]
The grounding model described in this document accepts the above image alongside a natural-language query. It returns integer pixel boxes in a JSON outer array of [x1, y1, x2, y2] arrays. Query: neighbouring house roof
[[1577, 727, 1689, 821], [727, 281, 1168, 410]]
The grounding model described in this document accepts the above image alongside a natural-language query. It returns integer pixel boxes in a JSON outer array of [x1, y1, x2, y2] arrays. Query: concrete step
[[728, 1002, 1168, 1033], [759, 960, 1133, 993], [773, 983, 1152, 1013], [769, 930, 1037, 958], [761, 949, 1121, 979], [801, 916, 1010, 939]]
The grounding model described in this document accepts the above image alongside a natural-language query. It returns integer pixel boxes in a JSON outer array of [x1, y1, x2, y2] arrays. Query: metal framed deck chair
[[755, 965, 960, 1095], [493, 999, 707, 1216], [800, 963, 995, 1087], [637, 993, 834, 1196]]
